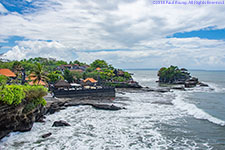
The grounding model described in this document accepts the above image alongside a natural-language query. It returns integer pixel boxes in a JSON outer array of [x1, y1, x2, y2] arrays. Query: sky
[[0, 0, 225, 70]]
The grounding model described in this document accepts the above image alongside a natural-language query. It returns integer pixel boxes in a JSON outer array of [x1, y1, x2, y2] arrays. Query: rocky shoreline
[[0, 95, 126, 140], [0, 102, 46, 140], [0, 82, 211, 140]]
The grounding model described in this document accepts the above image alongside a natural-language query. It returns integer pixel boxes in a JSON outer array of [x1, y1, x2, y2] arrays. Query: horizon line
[[123, 68, 225, 72]]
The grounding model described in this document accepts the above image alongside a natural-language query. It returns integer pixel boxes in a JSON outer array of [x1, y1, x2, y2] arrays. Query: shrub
[[24, 85, 48, 103], [0, 85, 47, 106], [0, 75, 8, 86], [0, 85, 25, 105]]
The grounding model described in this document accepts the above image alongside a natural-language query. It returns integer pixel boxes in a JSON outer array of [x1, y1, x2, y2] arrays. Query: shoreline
[[0, 83, 209, 141]]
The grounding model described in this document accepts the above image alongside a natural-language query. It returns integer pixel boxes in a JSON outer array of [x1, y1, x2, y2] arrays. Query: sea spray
[[172, 91, 225, 126]]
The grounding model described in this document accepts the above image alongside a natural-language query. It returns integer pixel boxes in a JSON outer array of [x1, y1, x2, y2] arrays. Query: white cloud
[[1, 0, 225, 69], [3, 40, 76, 61], [0, 3, 8, 13]]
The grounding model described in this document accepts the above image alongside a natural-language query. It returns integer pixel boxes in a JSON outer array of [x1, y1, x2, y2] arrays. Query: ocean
[[1, 70, 225, 150]]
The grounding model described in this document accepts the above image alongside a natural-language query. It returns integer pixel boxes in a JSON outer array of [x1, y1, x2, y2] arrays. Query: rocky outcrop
[[108, 82, 142, 88], [141, 87, 170, 93], [47, 99, 126, 113], [47, 102, 66, 114], [158, 66, 191, 84], [157, 66, 208, 89], [0, 96, 125, 140], [0, 101, 46, 140], [198, 82, 209, 87], [185, 77, 198, 88], [91, 104, 125, 111], [41, 132, 52, 138], [171, 86, 185, 90], [52, 120, 71, 127]]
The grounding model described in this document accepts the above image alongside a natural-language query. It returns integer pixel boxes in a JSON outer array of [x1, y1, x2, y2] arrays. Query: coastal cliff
[[0, 85, 48, 140], [0, 101, 46, 140]]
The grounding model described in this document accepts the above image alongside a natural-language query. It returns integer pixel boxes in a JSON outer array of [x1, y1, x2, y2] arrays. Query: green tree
[[12, 61, 22, 72], [71, 71, 83, 80], [124, 72, 131, 79], [31, 63, 49, 84], [158, 66, 190, 83], [90, 59, 108, 69], [47, 71, 64, 83], [0, 75, 8, 86], [63, 69, 74, 83]]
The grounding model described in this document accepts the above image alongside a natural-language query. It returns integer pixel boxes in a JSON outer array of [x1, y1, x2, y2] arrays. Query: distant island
[[157, 65, 208, 88]]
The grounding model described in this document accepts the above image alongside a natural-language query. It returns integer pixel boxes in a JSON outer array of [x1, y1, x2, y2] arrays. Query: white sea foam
[[1, 91, 212, 150], [173, 91, 225, 126], [205, 82, 225, 93], [134, 78, 157, 82]]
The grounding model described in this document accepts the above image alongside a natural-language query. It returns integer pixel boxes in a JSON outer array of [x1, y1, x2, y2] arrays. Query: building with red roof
[[0, 69, 16, 77]]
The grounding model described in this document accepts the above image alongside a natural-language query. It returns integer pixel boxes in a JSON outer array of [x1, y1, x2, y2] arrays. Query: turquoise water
[[1, 70, 225, 149]]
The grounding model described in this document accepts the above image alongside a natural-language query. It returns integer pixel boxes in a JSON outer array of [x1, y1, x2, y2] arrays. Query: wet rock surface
[[41, 132, 52, 138], [91, 104, 125, 110], [198, 82, 209, 87], [52, 120, 71, 127], [0, 102, 46, 140]]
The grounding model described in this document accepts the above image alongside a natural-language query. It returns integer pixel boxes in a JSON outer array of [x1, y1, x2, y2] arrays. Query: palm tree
[[12, 61, 23, 84], [30, 63, 49, 85]]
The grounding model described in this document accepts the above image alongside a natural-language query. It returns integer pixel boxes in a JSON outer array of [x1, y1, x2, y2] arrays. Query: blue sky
[[169, 27, 225, 40], [0, 0, 225, 70]]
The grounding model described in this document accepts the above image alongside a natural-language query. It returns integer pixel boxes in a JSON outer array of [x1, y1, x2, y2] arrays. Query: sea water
[[1, 70, 225, 150]]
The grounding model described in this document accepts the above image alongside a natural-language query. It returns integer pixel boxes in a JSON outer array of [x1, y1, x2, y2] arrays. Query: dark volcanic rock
[[152, 101, 173, 105], [112, 82, 142, 88], [0, 102, 46, 140], [36, 115, 46, 123], [52, 120, 71, 127], [185, 77, 199, 88], [198, 82, 209, 87], [171, 86, 185, 91], [154, 88, 170, 93], [47, 102, 66, 114], [91, 104, 125, 111], [42, 132, 52, 138], [144, 88, 170, 93]]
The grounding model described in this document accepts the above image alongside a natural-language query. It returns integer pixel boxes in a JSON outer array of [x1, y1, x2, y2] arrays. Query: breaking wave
[[173, 91, 225, 126]]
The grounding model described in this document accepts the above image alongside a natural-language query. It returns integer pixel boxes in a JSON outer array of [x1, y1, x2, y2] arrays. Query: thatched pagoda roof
[[54, 80, 71, 87]]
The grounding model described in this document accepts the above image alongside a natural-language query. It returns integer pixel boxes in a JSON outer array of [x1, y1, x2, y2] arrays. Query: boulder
[[91, 104, 125, 111], [198, 82, 209, 87], [146, 88, 170, 93], [47, 103, 62, 114], [41, 132, 52, 138], [171, 86, 185, 90], [152, 101, 173, 105], [52, 120, 71, 127], [36, 115, 46, 123]]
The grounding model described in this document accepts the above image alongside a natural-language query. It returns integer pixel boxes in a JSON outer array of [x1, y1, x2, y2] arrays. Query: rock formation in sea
[[157, 65, 208, 88]]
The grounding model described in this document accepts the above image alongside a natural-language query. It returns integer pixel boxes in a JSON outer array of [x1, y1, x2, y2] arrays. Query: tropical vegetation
[[30, 63, 49, 84], [157, 65, 190, 84], [0, 57, 132, 84], [0, 84, 47, 106]]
